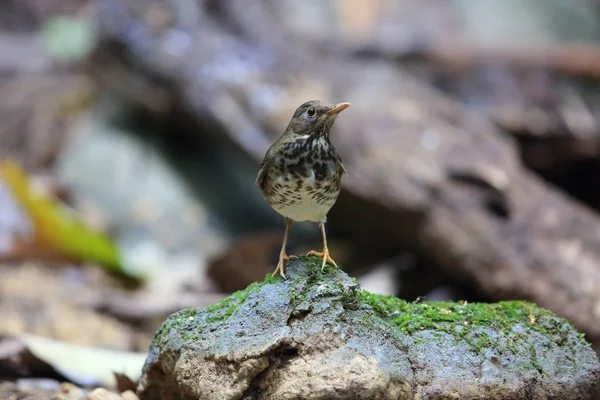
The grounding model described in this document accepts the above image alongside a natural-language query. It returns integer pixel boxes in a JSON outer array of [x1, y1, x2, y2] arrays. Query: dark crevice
[[241, 366, 268, 400], [286, 308, 311, 326], [406, 355, 419, 397], [241, 345, 300, 399], [447, 171, 511, 219], [524, 377, 537, 400], [519, 136, 600, 213], [271, 346, 300, 365]]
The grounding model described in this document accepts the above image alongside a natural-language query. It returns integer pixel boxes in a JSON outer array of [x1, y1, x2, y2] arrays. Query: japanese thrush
[[256, 100, 350, 278]]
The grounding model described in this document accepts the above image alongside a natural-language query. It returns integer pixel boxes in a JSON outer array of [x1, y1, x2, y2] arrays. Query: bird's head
[[285, 100, 350, 138]]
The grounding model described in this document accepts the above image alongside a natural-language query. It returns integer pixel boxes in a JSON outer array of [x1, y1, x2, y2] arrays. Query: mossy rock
[[138, 257, 600, 400]]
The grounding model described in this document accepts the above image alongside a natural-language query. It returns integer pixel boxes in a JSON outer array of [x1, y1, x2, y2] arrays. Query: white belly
[[272, 191, 336, 222], [268, 173, 340, 223]]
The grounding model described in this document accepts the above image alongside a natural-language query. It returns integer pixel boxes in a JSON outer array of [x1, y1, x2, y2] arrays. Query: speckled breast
[[264, 139, 343, 222]]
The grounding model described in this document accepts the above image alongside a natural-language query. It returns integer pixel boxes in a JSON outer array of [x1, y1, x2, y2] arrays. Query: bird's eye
[[307, 108, 316, 117]]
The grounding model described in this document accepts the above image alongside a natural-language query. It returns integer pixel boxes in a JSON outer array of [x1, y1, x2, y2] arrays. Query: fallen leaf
[[2, 334, 146, 388], [0, 336, 68, 381], [0, 160, 136, 278]]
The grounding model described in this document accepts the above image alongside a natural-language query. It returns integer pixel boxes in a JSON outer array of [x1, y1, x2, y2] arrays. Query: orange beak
[[326, 102, 351, 115]]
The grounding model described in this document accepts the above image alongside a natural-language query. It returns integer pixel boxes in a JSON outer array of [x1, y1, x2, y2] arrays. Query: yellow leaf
[[0, 160, 125, 275]]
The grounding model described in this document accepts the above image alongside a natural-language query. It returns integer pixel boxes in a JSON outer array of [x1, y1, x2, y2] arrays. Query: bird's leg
[[307, 222, 338, 272], [272, 218, 296, 279]]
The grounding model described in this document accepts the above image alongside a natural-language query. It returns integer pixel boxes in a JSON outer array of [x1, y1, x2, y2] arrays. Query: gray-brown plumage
[[257, 100, 350, 278]]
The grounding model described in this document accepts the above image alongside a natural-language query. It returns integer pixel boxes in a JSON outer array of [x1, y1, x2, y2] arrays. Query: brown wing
[[336, 153, 347, 176], [256, 140, 283, 193], [256, 157, 271, 193]]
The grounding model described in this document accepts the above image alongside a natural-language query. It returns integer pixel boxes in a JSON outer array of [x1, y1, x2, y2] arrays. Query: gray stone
[[138, 257, 600, 399]]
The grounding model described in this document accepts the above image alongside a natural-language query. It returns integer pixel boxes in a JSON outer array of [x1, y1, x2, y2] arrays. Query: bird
[[256, 100, 350, 278]]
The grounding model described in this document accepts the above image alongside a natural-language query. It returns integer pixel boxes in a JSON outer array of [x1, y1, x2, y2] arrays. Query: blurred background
[[3, 0, 600, 397]]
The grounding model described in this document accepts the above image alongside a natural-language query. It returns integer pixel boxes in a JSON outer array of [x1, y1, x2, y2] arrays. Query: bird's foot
[[306, 249, 338, 272], [272, 254, 297, 279]]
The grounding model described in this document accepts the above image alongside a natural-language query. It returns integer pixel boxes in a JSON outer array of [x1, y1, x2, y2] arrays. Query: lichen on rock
[[138, 257, 600, 400]]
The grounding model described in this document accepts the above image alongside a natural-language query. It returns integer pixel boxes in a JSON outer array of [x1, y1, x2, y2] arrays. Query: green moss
[[155, 257, 581, 375], [359, 291, 574, 361], [203, 279, 267, 323], [301, 255, 339, 276], [262, 273, 281, 285], [289, 286, 301, 304], [155, 276, 280, 344]]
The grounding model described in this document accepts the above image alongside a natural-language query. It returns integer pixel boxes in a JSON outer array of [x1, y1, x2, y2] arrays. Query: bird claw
[[272, 254, 297, 279], [306, 250, 338, 272]]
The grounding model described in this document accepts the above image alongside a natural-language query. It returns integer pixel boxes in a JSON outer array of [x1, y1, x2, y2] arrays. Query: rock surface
[[138, 258, 600, 400]]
